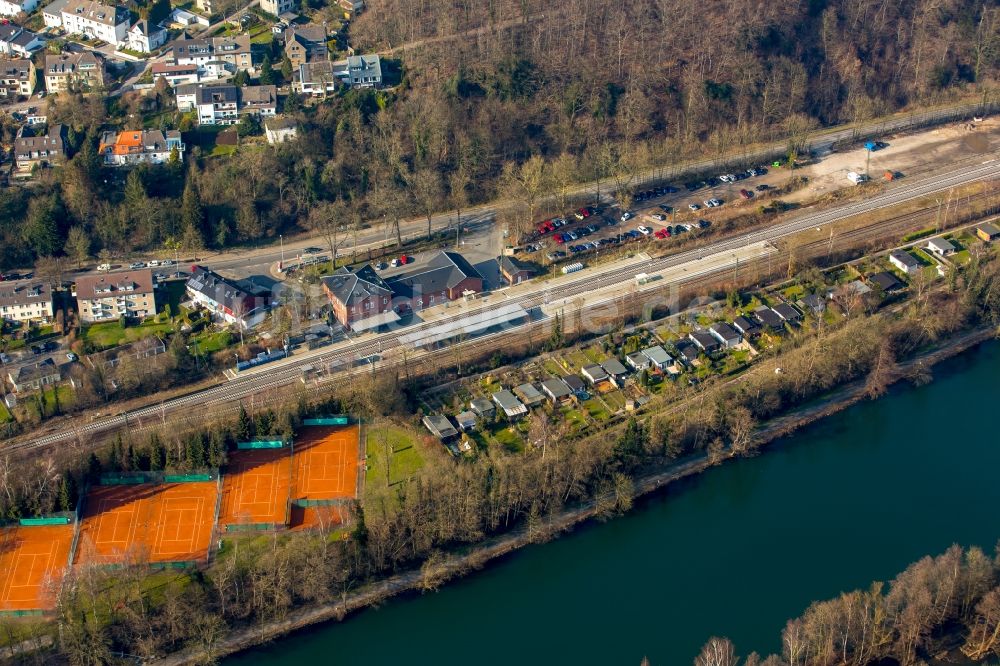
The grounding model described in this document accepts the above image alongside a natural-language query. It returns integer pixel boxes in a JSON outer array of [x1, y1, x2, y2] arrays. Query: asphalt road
[[11, 157, 1000, 454]]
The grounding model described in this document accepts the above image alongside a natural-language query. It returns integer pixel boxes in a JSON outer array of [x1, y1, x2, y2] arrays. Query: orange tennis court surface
[[219, 448, 292, 527], [75, 483, 218, 566], [292, 425, 360, 500], [289, 505, 348, 532], [0, 524, 73, 611]]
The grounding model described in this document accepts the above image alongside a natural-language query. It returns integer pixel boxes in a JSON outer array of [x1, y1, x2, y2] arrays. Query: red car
[[398, 254, 413, 265], [654, 229, 670, 239], [739, 189, 754, 199], [554, 234, 566, 244], [578, 207, 591, 218]]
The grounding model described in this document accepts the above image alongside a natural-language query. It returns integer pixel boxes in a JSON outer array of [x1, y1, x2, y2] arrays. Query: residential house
[[640, 345, 673, 372], [513, 383, 544, 407], [868, 271, 904, 292], [709, 322, 742, 349], [172, 35, 253, 74], [0, 24, 45, 57], [422, 414, 458, 441], [889, 249, 921, 275], [98, 129, 184, 166], [731, 315, 760, 338], [265, 116, 297, 144], [60, 0, 130, 46], [836, 280, 873, 297], [798, 293, 826, 315], [186, 266, 271, 329], [321, 264, 397, 332], [239, 84, 277, 117], [625, 351, 650, 371], [42, 0, 69, 26], [169, 7, 209, 28], [151, 62, 201, 87], [498, 256, 534, 285], [76, 269, 156, 322], [45, 51, 105, 93], [283, 24, 326, 69], [581, 364, 608, 385], [926, 237, 957, 257], [387, 251, 484, 311], [602, 358, 630, 386], [13, 124, 66, 174], [976, 224, 1000, 242], [675, 340, 700, 365], [0, 280, 53, 323], [125, 19, 166, 53], [454, 410, 477, 433], [469, 397, 495, 420], [0, 58, 35, 98], [338, 0, 364, 12], [8, 358, 61, 393], [293, 60, 339, 96], [176, 82, 238, 124], [772, 303, 803, 323], [562, 374, 586, 395], [689, 330, 720, 353], [87, 335, 165, 369], [492, 389, 527, 420], [260, 0, 295, 17], [332, 54, 381, 88], [540, 377, 572, 403], [0, 0, 38, 16], [753, 305, 784, 330]]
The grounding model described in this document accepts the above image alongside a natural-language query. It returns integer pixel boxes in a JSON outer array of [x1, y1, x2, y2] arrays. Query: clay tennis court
[[289, 504, 348, 532], [219, 448, 292, 527], [292, 425, 360, 500], [75, 483, 218, 566], [0, 524, 73, 611]]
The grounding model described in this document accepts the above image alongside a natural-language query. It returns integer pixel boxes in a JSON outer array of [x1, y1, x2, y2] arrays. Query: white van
[[97, 263, 112, 271], [847, 171, 869, 184]]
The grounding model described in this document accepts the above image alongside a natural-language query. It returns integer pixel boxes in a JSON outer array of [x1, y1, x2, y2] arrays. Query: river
[[227, 341, 1000, 666]]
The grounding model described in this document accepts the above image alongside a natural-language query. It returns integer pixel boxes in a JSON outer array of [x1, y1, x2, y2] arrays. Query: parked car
[[554, 234, 566, 244], [637, 226, 652, 235], [688, 203, 701, 211], [658, 204, 673, 212], [739, 189, 754, 199], [620, 211, 634, 222], [698, 219, 711, 229], [0, 353, 11, 364], [398, 254, 413, 265], [97, 263, 112, 271], [651, 213, 667, 221], [160, 259, 173, 266], [129, 262, 145, 269], [375, 262, 388, 270], [755, 184, 770, 192], [654, 228, 670, 239], [303, 247, 323, 255], [546, 251, 566, 261], [66, 352, 78, 362]]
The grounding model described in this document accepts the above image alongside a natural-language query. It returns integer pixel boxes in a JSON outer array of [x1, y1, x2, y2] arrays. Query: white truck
[[847, 171, 870, 184]]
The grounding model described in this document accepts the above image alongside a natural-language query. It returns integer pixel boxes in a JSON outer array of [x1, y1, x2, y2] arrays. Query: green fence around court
[[303, 416, 350, 426], [225, 523, 281, 532], [163, 474, 215, 483], [19, 516, 71, 526], [99, 471, 217, 486], [236, 440, 286, 449], [0, 609, 46, 617], [293, 499, 349, 508]]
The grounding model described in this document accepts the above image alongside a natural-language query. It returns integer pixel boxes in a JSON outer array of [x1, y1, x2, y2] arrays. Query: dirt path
[[154, 325, 998, 665]]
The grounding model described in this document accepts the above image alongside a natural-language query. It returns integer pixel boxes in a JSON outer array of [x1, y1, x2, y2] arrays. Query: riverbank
[[155, 324, 999, 665]]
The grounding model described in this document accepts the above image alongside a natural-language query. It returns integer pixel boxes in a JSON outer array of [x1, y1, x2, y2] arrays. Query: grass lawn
[[582, 345, 607, 364], [492, 426, 524, 453], [23, 385, 75, 420], [0, 401, 12, 423], [564, 350, 591, 370], [602, 390, 627, 411], [781, 284, 806, 299], [365, 425, 424, 489], [583, 398, 611, 421], [561, 407, 587, 429], [542, 358, 566, 376], [194, 330, 233, 354], [83, 319, 174, 350]]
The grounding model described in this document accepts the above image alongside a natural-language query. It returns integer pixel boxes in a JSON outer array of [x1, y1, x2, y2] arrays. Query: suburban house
[[0, 280, 53, 323], [293, 60, 339, 96], [753, 305, 784, 330], [0, 24, 45, 57], [976, 224, 1000, 242], [675, 340, 700, 365], [709, 322, 742, 349], [689, 330, 720, 353], [283, 24, 326, 68], [798, 293, 826, 315], [868, 271, 904, 292], [186, 265, 271, 329], [321, 264, 397, 332], [0, 59, 35, 98], [60, 0, 130, 46], [265, 116, 297, 144], [45, 51, 105, 93], [889, 249, 921, 275], [454, 411, 477, 433], [422, 414, 458, 441], [581, 364, 608, 385], [87, 335, 166, 369], [172, 35, 253, 73], [640, 345, 673, 372], [168, 7, 209, 28], [498, 256, 534, 285], [513, 383, 545, 407], [239, 84, 278, 117], [492, 389, 527, 420], [98, 129, 184, 166], [338, 0, 364, 12], [540, 377, 573, 403], [626, 351, 650, 371], [13, 124, 66, 174], [151, 62, 201, 87], [563, 374, 586, 395], [926, 237, 957, 257], [0, 0, 38, 16], [125, 19, 166, 53], [731, 315, 760, 338], [332, 54, 382, 88], [772, 303, 802, 323], [260, 0, 295, 17], [8, 358, 62, 393], [42, 0, 69, 26], [76, 269, 156, 322], [602, 359, 630, 386], [469, 397, 495, 420], [387, 251, 484, 311]]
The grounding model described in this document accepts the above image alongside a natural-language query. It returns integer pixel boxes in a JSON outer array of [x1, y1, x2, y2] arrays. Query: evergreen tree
[[236, 404, 253, 442], [57, 473, 73, 512], [87, 453, 102, 482], [279, 55, 292, 82], [180, 178, 206, 252], [613, 417, 648, 470], [260, 55, 276, 85]]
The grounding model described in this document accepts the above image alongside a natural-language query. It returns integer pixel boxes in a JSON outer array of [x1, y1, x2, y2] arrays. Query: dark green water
[[228, 342, 1000, 666]]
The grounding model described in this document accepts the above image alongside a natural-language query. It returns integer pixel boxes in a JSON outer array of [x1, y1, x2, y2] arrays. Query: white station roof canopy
[[398, 303, 528, 348]]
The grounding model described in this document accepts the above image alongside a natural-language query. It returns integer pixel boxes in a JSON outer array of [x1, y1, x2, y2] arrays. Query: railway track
[[7, 160, 1000, 454]]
